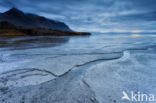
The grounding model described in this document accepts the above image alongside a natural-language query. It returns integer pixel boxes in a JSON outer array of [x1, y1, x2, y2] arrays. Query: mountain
[[0, 8, 71, 31]]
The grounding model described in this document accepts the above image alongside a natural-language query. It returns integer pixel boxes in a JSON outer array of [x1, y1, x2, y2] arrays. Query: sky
[[0, 0, 156, 32]]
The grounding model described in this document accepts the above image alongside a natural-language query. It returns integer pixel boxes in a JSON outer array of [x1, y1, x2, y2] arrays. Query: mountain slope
[[0, 21, 91, 36], [0, 8, 71, 31]]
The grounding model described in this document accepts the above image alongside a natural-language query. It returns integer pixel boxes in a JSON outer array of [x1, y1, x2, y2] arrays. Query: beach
[[0, 33, 156, 103]]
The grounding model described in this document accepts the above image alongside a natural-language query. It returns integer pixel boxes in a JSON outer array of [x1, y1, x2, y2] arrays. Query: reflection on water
[[0, 33, 156, 53], [0, 36, 69, 50]]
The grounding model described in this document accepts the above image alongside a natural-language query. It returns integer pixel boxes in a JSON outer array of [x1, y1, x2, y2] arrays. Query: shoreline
[[0, 21, 91, 36]]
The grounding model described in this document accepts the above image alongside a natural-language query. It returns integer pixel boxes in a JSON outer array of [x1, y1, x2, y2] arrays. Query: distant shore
[[0, 21, 91, 36]]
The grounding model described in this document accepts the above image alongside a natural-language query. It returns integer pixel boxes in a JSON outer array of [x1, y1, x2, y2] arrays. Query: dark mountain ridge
[[0, 8, 71, 31]]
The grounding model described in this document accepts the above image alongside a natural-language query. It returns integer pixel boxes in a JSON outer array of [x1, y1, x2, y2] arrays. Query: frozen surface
[[84, 51, 156, 103], [0, 33, 156, 103]]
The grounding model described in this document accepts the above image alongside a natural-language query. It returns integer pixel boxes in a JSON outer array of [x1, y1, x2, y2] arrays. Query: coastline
[[0, 21, 91, 36]]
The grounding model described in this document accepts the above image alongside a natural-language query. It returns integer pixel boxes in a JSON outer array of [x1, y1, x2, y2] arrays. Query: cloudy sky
[[0, 0, 156, 32]]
